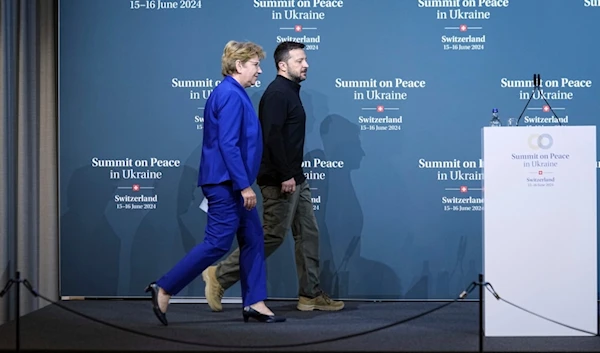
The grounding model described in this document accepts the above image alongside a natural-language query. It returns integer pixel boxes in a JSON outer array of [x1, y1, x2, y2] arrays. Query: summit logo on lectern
[[527, 133, 554, 150]]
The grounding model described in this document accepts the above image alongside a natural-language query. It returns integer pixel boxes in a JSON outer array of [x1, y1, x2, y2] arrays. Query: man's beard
[[291, 71, 306, 83]]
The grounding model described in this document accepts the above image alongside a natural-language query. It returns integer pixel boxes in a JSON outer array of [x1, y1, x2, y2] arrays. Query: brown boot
[[202, 266, 224, 312], [297, 292, 344, 311]]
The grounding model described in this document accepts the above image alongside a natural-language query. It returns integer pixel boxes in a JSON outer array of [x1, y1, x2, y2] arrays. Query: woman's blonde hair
[[221, 40, 266, 77]]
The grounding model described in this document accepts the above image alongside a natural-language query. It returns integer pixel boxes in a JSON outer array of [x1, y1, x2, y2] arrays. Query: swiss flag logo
[[132, 184, 140, 192], [376, 105, 384, 112], [460, 186, 468, 193], [295, 25, 302, 32], [459, 24, 467, 32], [542, 105, 550, 113]]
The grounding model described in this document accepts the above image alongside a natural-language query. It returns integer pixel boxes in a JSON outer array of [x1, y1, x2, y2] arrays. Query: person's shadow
[[60, 165, 121, 296], [174, 143, 214, 296], [128, 163, 199, 296], [310, 114, 403, 299], [302, 147, 335, 295]]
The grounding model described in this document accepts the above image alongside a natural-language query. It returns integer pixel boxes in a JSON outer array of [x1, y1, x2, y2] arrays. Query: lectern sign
[[510, 132, 572, 189], [483, 126, 597, 337]]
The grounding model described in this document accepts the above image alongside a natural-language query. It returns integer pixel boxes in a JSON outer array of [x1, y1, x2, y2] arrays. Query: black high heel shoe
[[242, 307, 286, 323], [145, 282, 168, 326]]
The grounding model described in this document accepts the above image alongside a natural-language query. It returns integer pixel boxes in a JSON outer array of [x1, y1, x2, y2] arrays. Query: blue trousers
[[156, 183, 267, 307]]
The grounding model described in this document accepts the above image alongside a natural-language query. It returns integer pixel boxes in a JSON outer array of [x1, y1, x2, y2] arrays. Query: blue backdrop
[[58, 0, 600, 300]]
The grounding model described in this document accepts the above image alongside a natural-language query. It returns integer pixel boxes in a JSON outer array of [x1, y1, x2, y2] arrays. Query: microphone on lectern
[[516, 73, 561, 126]]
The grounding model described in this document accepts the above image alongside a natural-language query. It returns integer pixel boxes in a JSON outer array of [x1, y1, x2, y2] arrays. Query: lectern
[[482, 125, 597, 336]]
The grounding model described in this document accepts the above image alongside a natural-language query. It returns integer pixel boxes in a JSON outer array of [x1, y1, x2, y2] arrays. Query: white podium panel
[[482, 126, 597, 337]]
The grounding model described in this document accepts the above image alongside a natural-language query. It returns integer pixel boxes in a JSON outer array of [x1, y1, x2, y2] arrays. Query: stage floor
[[0, 300, 599, 352]]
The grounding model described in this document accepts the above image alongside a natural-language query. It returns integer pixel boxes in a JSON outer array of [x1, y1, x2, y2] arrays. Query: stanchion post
[[479, 273, 484, 353], [0, 270, 23, 352], [15, 271, 20, 352]]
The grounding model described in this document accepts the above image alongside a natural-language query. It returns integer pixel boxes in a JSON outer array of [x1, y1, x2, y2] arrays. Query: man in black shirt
[[202, 41, 344, 312]]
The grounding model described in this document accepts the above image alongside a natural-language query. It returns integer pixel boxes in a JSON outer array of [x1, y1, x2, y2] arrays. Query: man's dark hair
[[273, 41, 305, 70]]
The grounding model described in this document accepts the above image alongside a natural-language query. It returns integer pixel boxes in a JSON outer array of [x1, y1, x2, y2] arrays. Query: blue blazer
[[197, 76, 263, 192]]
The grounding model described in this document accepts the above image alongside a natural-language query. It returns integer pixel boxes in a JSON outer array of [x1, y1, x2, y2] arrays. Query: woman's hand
[[241, 187, 257, 210]]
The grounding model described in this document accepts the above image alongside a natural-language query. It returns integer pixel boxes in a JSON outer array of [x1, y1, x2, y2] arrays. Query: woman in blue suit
[[146, 40, 285, 325]]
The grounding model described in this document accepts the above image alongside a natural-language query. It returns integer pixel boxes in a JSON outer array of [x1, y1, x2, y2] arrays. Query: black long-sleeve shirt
[[256, 75, 307, 186]]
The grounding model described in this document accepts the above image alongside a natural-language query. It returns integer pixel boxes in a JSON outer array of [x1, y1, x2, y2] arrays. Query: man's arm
[[216, 91, 250, 191], [261, 91, 293, 181]]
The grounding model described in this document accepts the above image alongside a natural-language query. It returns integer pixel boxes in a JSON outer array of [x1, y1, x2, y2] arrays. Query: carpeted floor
[[0, 300, 598, 352]]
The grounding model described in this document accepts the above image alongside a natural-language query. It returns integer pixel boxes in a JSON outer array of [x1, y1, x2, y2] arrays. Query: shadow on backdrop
[[128, 164, 198, 295], [60, 165, 121, 296], [314, 114, 403, 299]]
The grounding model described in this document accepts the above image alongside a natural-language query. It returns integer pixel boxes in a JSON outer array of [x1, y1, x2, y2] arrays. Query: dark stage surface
[[0, 300, 599, 352]]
